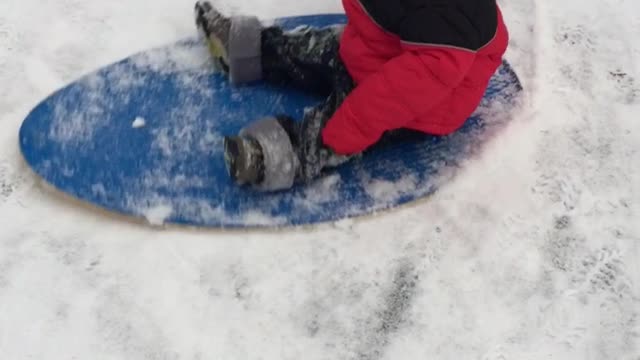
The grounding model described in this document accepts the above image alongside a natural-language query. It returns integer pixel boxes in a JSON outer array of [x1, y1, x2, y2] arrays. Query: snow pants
[[235, 23, 424, 190], [258, 25, 355, 186]]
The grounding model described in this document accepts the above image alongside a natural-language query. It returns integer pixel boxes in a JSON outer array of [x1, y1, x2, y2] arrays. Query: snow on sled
[[19, 14, 523, 228]]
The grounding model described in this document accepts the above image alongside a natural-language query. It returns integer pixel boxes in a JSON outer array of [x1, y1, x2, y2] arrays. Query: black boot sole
[[224, 136, 243, 184], [223, 136, 266, 186]]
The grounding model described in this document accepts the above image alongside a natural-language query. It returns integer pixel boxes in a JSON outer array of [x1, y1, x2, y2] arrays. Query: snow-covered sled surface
[[19, 14, 522, 228]]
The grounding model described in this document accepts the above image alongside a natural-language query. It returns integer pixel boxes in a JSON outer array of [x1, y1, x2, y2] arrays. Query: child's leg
[[224, 75, 353, 191], [195, 2, 358, 190], [260, 25, 345, 97], [195, 1, 350, 94], [260, 23, 355, 182], [293, 84, 353, 182], [223, 50, 354, 189]]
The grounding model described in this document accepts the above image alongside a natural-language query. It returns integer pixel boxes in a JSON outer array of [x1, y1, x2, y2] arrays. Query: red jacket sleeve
[[322, 47, 476, 155]]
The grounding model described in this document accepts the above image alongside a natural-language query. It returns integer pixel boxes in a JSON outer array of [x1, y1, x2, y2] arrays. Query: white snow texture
[[0, 0, 639, 359], [132, 116, 146, 128]]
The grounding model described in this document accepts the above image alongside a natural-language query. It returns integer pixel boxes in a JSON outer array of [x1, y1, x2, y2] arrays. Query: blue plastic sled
[[19, 14, 523, 228]]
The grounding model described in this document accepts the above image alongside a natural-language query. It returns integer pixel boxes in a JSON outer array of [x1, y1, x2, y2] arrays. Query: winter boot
[[223, 136, 265, 186], [194, 1, 263, 84], [224, 117, 300, 191], [195, 1, 231, 73]]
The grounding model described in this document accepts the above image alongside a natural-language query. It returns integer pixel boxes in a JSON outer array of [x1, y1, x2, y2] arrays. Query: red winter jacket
[[321, 0, 509, 155]]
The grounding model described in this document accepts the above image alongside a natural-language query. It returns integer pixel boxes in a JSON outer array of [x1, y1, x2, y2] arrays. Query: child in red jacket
[[195, 0, 508, 191]]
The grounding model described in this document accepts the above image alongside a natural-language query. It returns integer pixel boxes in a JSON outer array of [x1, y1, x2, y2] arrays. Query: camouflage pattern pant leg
[[261, 25, 355, 182]]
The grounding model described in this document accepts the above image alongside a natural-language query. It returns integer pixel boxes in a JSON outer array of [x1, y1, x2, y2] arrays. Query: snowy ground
[[1, 0, 639, 359]]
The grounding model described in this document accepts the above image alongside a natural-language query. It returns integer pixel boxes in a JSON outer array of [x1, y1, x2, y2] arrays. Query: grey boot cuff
[[239, 117, 300, 191], [228, 16, 263, 85]]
